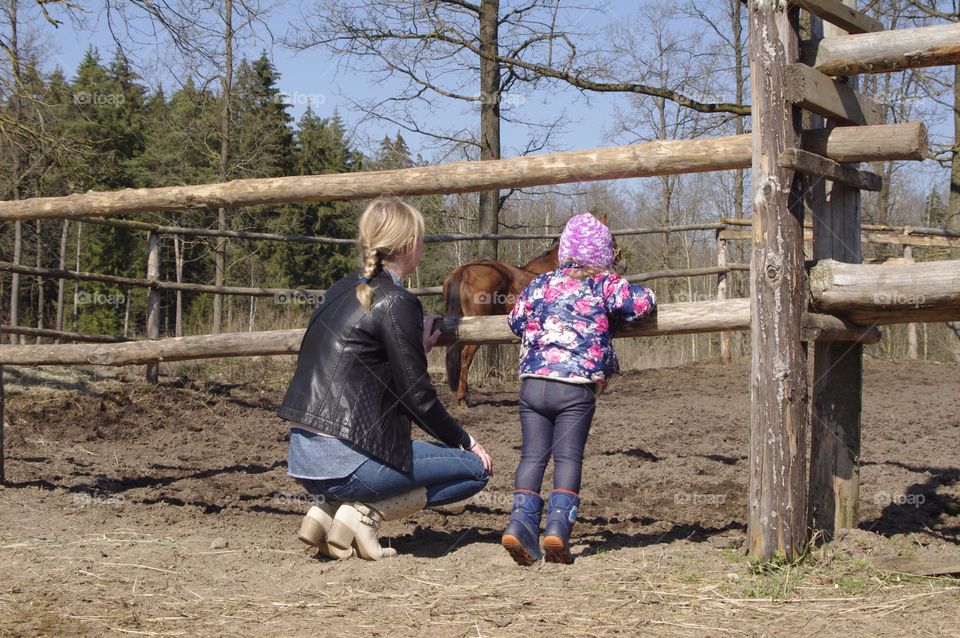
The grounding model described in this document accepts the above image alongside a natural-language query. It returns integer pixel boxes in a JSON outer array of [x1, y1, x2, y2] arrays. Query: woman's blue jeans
[[515, 377, 597, 494], [298, 441, 489, 507]]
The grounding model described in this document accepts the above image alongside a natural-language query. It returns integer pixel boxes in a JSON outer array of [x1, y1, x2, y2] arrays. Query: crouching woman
[[278, 197, 493, 560]]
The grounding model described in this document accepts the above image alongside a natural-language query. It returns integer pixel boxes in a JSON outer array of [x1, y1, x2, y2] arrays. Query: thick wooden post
[[808, 5, 866, 539], [145, 231, 161, 384], [747, 0, 809, 560], [717, 232, 731, 362]]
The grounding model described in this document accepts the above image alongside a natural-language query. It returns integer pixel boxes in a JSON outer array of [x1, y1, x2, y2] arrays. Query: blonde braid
[[356, 246, 382, 311], [354, 197, 425, 311]]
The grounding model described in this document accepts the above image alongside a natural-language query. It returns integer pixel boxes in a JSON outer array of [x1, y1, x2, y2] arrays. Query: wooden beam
[[809, 3, 866, 542], [810, 258, 960, 324], [0, 298, 883, 366], [800, 122, 926, 162], [784, 63, 885, 125], [779, 148, 882, 190], [803, 22, 960, 76], [747, 0, 809, 562], [0, 124, 929, 222], [791, 0, 883, 34]]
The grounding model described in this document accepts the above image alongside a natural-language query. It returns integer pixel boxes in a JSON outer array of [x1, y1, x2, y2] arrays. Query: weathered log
[[0, 124, 928, 222], [799, 121, 926, 163], [0, 298, 881, 366], [784, 63, 884, 125], [779, 148, 881, 191], [803, 22, 960, 76], [810, 258, 960, 324], [790, 0, 883, 34], [747, 0, 809, 562]]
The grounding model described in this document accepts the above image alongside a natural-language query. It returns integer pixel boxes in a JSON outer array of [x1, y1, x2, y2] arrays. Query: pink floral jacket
[[507, 266, 656, 385]]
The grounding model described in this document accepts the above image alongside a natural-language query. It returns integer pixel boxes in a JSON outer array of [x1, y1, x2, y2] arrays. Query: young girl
[[501, 213, 656, 565]]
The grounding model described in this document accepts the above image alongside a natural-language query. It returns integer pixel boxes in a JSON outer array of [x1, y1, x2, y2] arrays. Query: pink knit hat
[[559, 214, 614, 268]]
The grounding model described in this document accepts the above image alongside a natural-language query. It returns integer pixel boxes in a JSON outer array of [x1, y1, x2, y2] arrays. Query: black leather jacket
[[277, 270, 470, 472]]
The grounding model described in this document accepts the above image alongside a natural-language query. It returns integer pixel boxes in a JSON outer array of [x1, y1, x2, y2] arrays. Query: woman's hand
[[422, 313, 442, 353], [469, 439, 494, 476]]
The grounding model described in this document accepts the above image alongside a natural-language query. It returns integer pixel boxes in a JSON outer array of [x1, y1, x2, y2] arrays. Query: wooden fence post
[[717, 231, 730, 362], [747, 0, 809, 561], [146, 231, 161, 384], [904, 245, 918, 359], [1, 294, 5, 484], [808, 3, 867, 540]]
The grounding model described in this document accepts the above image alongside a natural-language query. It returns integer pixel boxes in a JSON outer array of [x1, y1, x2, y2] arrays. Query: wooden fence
[[0, 12, 959, 560]]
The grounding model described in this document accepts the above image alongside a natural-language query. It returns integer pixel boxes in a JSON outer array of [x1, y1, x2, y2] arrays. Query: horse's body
[[443, 244, 560, 406]]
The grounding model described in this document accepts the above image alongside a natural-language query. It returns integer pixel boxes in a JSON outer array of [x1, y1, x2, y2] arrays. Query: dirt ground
[[1, 355, 958, 637]]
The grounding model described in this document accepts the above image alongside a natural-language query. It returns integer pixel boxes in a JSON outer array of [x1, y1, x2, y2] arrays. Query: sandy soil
[[1, 356, 958, 637]]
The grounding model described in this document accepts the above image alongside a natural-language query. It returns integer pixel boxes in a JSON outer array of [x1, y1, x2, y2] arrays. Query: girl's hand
[[469, 439, 494, 476], [422, 314, 442, 353]]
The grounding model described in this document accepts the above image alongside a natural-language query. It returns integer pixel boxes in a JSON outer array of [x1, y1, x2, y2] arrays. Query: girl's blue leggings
[[515, 377, 597, 494]]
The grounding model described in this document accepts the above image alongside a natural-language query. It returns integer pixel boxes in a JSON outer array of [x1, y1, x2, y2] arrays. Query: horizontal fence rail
[[0, 123, 927, 222]]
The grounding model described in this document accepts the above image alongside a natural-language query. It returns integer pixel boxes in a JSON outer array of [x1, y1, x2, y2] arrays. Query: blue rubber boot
[[543, 490, 580, 564], [501, 491, 544, 566]]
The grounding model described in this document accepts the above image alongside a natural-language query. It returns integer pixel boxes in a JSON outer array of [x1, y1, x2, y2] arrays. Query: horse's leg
[[458, 344, 481, 407]]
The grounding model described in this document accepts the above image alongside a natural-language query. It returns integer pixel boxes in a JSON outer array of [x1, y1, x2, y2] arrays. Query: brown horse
[[443, 219, 626, 406], [443, 243, 560, 406]]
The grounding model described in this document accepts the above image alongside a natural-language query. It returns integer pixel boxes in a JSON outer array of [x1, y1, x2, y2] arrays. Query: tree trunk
[[214, 0, 234, 335], [72, 222, 81, 330], [174, 236, 183, 338], [6, 0, 22, 346], [477, 0, 501, 262], [949, 64, 960, 362], [146, 231, 161, 383], [35, 220, 44, 341], [55, 220, 68, 342]]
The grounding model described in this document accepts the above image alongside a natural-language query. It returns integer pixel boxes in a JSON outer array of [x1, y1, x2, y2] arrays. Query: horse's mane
[[528, 240, 559, 262]]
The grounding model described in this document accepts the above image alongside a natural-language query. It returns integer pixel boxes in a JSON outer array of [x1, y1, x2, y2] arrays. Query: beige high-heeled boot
[[326, 487, 427, 560], [297, 501, 353, 560]]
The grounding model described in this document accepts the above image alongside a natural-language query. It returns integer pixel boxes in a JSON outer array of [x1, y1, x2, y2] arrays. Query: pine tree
[[265, 107, 363, 288]]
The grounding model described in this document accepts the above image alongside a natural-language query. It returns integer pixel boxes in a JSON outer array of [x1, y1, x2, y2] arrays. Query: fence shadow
[[860, 460, 960, 545]]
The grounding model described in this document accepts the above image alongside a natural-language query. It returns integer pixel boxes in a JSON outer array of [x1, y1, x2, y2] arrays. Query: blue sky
[[42, 1, 655, 160], [35, 1, 952, 197]]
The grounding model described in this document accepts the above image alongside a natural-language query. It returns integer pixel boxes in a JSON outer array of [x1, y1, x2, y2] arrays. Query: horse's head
[[610, 235, 627, 275], [592, 211, 627, 275]]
